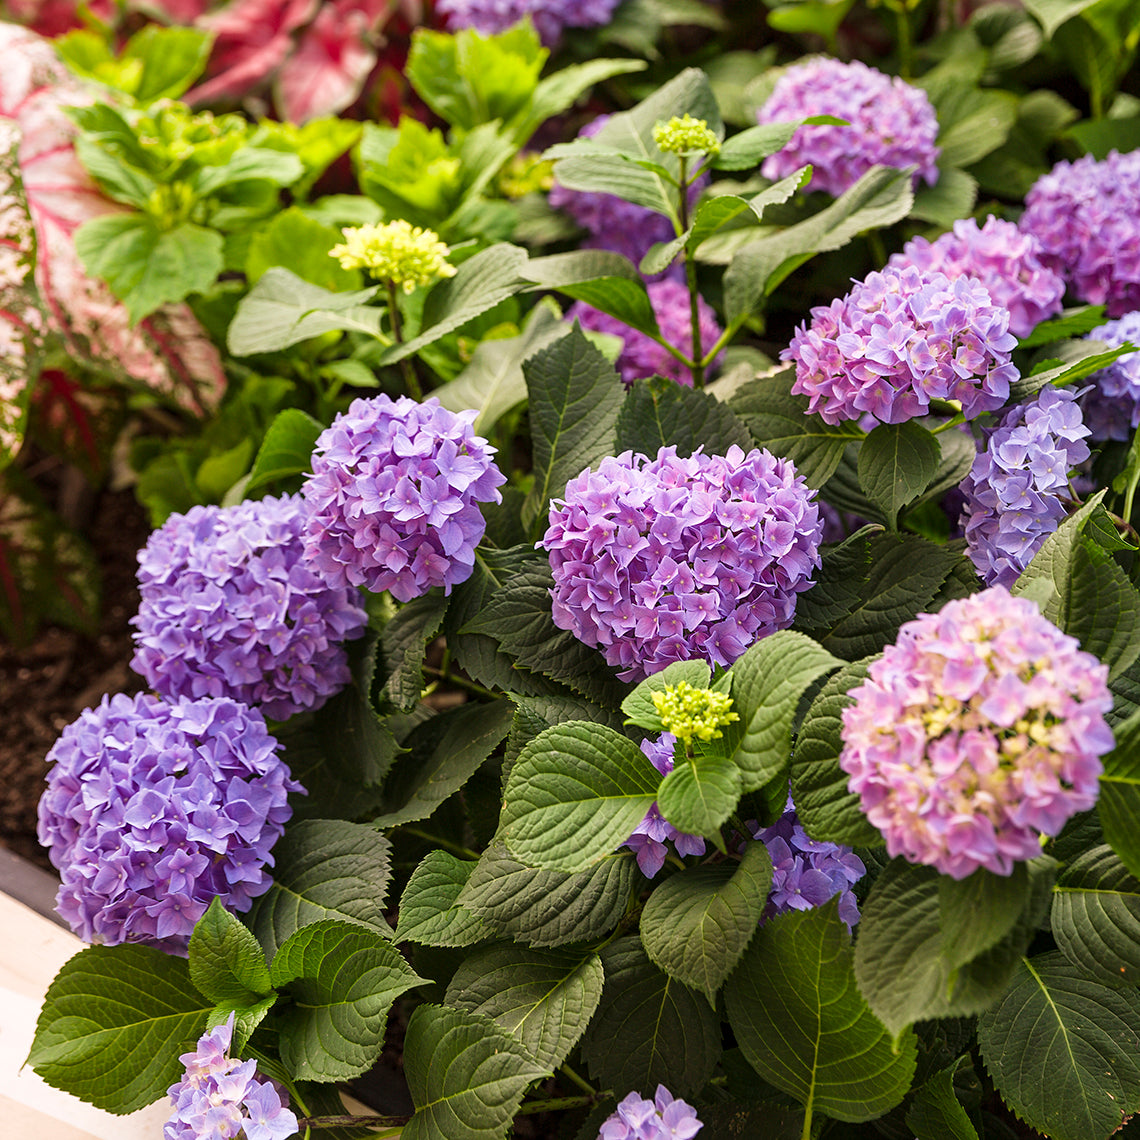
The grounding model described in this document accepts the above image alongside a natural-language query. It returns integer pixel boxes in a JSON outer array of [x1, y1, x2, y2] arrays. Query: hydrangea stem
[[678, 155, 706, 389], [385, 279, 424, 401]]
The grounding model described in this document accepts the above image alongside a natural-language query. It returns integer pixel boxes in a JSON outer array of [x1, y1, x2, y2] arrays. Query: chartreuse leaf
[[857, 422, 941, 531], [622, 660, 712, 732], [445, 945, 605, 1070], [245, 207, 361, 291], [1052, 844, 1140, 985], [28, 945, 210, 1113], [269, 919, 423, 1081], [581, 936, 721, 1098], [522, 250, 658, 338], [516, 57, 648, 143], [402, 1004, 548, 1140], [614, 378, 754, 457], [1017, 304, 1107, 348], [978, 952, 1140, 1140], [457, 842, 638, 947], [790, 659, 882, 847], [713, 117, 845, 171], [1099, 708, 1140, 881], [1008, 343, 1134, 404], [640, 841, 773, 1005], [726, 901, 917, 1122], [498, 722, 660, 872], [395, 850, 486, 947], [907, 1058, 981, 1140], [248, 820, 395, 958]]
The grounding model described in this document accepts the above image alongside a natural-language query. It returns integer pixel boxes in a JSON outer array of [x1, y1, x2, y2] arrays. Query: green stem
[[400, 827, 480, 860], [517, 1094, 605, 1116], [866, 230, 888, 269], [801, 1103, 814, 1140], [894, 3, 913, 79], [421, 665, 497, 700], [385, 279, 423, 401], [677, 155, 706, 389], [559, 1063, 598, 1096], [299, 1115, 409, 1131]]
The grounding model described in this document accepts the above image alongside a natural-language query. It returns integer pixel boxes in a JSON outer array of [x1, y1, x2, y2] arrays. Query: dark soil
[[0, 485, 150, 873]]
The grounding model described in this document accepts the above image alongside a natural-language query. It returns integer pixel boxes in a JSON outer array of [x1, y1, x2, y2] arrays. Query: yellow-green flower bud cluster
[[651, 680, 738, 746], [652, 114, 720, 156], [498, 152, 555, 199], [329, 221, 458, 293]]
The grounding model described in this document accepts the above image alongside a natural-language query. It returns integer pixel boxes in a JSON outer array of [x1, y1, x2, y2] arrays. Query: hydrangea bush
[[17, 15, 1140, 1140]]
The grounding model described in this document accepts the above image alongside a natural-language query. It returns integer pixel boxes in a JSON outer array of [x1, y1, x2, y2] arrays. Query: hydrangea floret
[[435, 0, 622, 45], [783, 263, 1019, 425], [130, 494, 368, 720], [653, 114, 720, 156], [568, 279, 724, 388], [1078, 310, 1140, 442], [756, 57, 940, 196], [959, 385, 1090, 588], [623, 733, 707, 878], [597, 1085, 703, 1140], [541, 445, 822, 681], [651, 681, 738, 746], [301, 394, 506, 602], [164, 1014, 298, 1140], [889, 216, 1066, 339], [1019, 148, 1140, 317], [839, 587, 1114, 879], [329, 220, 457, 293], [37, 694, 301, 952]]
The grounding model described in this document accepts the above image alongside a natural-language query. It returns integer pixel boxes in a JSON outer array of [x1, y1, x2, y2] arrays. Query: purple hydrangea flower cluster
[[1078, 311, 1140, 442], [1019, 149, 1140, 317], [301, 395, 505, 603], [436, 0, 621, 45], [752, 796, 865, 928], [165, 1015, 298, 1140], [756, 57, 940, 196], [623, 733, 706, 877], [889, 216, 1065, 339], [597, 1086, 703, 1140], [568, 280, 725, 387], [783, 263, 1019, 425], [839, 586, 1113, 879], [541, 445, 822, 681], [959, 385, 1090, 588], [37, 693, 301, 952], [549, 115, 703, 277], [130, 495, 368, 721]]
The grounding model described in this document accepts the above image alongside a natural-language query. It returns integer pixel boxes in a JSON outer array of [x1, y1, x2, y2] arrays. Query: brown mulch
[[0, 486, 150, 872]]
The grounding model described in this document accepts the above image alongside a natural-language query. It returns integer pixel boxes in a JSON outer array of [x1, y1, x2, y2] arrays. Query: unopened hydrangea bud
[[329, 220, 457, 293], [652, 681, 737, 746], [653, 114, 720, 156]]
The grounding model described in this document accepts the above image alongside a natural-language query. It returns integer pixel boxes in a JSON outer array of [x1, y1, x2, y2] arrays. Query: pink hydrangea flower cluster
[[623, 733, 706, 877], [783, 264, 1019, 425], [131, 495, 368, 721], [839, 587, 1114, 879], [597, 1086, 703, 1140], [757, 57, 940, 196], [568, 280, 725, 387], [1019, 149, 1140, 318], [301, 395, 505, 602], [889, 216, 1065, 339], [541, 445, 821, 682]]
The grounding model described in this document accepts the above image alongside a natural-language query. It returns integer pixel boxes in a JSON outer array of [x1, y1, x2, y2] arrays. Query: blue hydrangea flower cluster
[[436, 0, 621, 45], [889, 216, 1065, 339], [301, 395, 506, 603], [37, 693, 301, 953], [623, 733, 706, 878], [959, 385, 1090, 587], [541, 445, 822, 681], [756, 57, 940, 196], [752, 796, 865, 928], [567, 280, 725, 387], [840, 587, 1113, 879], [784, 264, 1019, 425], [165, 1015, 298, 1140], [549, 115, 704, 278], [1019, 149, 1140, 318], [130, 495, 368, 721], [597, 1086, 703, 1140], [1078, 311, 1140, 442]]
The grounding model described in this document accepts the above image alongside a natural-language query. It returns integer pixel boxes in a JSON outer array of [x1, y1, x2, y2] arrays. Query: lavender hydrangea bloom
[[130, 494, 368, 721], [752, 796, 865, 928], [165, 1014, 298, 1140], [757, 57, 940, 196], [37, 694, 301, 952], [960, 385, 1090, 587], [889, 216, 1065, 339], [568, 280, 725, 387], [1019, 149, 1140, 317], [436, 0, 621, 45], [597, 1086, 703, 1140], [783, 263, 1019, 425], [541, 445, 822, 681], [840, 587, 1113, 879], [301, 395, 505, 603], [1078, 311, 1140, 442], [623, 734, 706, 877]]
